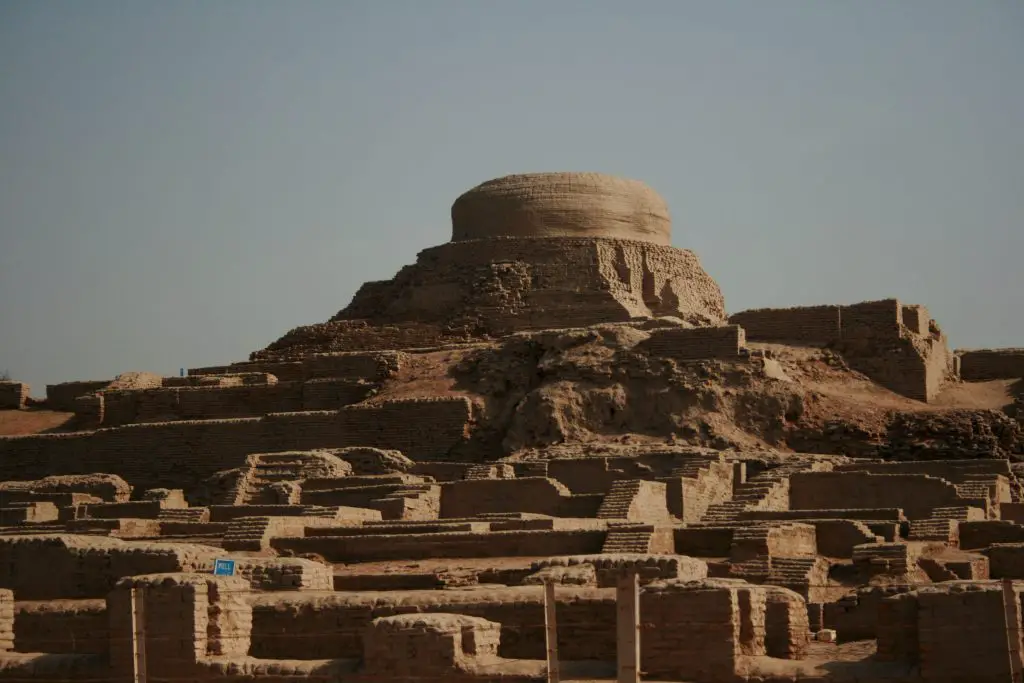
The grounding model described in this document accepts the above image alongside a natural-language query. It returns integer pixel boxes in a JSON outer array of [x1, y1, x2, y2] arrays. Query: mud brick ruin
[[1, 171, 1023, 682]]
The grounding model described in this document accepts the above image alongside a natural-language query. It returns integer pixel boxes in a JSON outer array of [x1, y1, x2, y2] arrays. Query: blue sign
[[213, 559, 235, 576]]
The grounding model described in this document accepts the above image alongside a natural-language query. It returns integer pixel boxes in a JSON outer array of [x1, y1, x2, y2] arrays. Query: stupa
[[254, 172, 725, 360]]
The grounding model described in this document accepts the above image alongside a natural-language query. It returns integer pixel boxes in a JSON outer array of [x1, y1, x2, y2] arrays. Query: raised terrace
[[1, 171, 1022, 683]]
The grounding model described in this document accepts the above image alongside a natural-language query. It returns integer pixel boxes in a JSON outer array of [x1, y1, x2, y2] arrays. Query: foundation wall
[[0, 398, 472, 497]]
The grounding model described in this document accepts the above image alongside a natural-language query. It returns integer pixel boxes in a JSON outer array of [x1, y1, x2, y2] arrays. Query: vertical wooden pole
[[1002, 578, 1024, 683], [616, 572, 640, 683], [130, 587, 148, 683], [544, 581, 560, 683]]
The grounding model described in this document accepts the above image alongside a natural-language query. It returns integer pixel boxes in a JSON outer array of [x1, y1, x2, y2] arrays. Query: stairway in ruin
[[596, 480, 643, 519], [907, 506, 974, 542], [229, 451, 352, 506], [301, 474, 440, 521], [601, 523, 655, 553], [157, 508, 210, 523], [701, 462, 812, 524], [669, 455, 721, 479]]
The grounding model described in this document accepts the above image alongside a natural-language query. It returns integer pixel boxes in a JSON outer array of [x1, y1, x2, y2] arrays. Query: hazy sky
[[1, 1, 1022, 394]]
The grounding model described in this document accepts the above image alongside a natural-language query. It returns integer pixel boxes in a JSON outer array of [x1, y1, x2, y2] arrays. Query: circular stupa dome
[[450, 172, 671, 245]]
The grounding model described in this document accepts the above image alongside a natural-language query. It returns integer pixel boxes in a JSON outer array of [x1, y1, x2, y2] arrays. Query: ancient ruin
[[0, 171, 1022, 682]]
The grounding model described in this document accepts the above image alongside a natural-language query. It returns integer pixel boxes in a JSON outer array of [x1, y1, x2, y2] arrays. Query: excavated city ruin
[[1, 171, 1023, 682]]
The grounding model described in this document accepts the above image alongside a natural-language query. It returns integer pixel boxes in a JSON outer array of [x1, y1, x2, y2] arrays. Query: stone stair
[[233, 451, 353, 505], [702, 462, 809, 523], [908, 506, 972, 542], [670, 455, 720, 479], [157, 508, 210, 523], [222, 516, 275, 551], [601, 523, 655, 554], [597, 480, 643, 519]]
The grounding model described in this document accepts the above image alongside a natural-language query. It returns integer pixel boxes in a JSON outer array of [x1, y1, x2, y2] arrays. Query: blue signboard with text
[[213, 559, 235, 576]]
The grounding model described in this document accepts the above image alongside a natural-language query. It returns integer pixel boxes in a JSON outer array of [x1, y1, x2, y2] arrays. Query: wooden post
[[544, 581, 560, 683], [616, 572, 640, 683], [1002, 578, 1024, 683], [130, 587, 148, 683]]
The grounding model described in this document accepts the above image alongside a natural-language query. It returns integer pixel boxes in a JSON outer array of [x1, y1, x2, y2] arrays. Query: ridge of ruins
[[1, 171, 1023, 683]]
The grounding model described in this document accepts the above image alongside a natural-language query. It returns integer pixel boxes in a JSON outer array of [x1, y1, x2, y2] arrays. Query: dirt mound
[[369, 324, 1023, 460]]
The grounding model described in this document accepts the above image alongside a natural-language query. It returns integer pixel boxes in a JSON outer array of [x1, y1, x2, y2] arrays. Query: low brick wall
[[272, 529, 608, 563], [14, 599, 108, 654], [249, 586, 617, 661]]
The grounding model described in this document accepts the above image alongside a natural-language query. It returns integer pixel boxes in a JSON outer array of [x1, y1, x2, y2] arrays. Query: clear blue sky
[[1, 1, 1022, 394]]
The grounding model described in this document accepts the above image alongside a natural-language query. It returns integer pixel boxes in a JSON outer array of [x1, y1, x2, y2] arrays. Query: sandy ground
[[0, 409, 77, 436]]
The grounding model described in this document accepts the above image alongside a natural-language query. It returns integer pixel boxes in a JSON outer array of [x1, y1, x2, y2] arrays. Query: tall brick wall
[[45, 380, 111, 411], [0, 397, 472, 496], [958, 349, 1024, 381]]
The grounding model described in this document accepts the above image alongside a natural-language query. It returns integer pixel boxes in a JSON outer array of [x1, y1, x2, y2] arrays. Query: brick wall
[[0, 537, 218, 599], [0, 397, 472, 497], [959, 349, 1024, 381], [248, 586, 617, 661], [98, 380, 374, 427], [916, 583, 1023, 683], [107, 573, 251, 680], [729, 298, 953, 402], [272, 529, 608, 563], [45, 380, 111, 411], [984, 543, 1024, 579], [789, 472, 962, 520], [190, 350, 405, 383], [439, 478, 571, 517], [14, 599, 107, 654], [640, 582, 756, 680], [637, 325, 746, 361], [0, 382, 30, 410], [675, 527, 734, 557], [728, 305, 841, 344], [958, 521, 1024, 550]]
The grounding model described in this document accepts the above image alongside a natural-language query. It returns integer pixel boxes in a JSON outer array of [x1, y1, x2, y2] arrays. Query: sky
[[1, 1, 1022, 394]]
